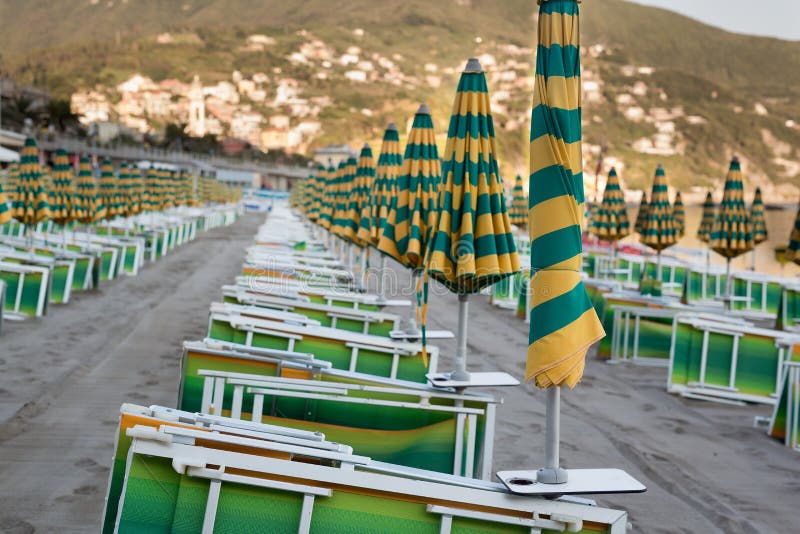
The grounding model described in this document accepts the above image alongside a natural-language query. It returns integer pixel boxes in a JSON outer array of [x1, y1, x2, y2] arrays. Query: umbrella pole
[[538, 386, 568, 484], [377, 255, 386, 296], [725, 258, 732, 311], [656, 251, 663, 282], [451, 293, 471, 381], [751, 248, 757, 271]]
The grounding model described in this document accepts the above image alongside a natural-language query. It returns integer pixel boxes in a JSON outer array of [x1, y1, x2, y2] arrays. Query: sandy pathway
[[0, 220, 796, 533], [0, 213, 262, 533]]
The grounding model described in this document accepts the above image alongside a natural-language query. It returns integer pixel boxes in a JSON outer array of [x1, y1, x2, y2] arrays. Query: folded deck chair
[[668, 315, 800, 404], [0, 261, 50, 317], [207, 311, 437, 383], [105, 404, 633, 534], [768, 360, 800, 451], [180, 340, 496, 478]]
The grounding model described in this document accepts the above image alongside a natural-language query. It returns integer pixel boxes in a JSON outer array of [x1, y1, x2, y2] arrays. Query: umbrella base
[[426, 371, 519, 389], [496, 468, 645, 496]]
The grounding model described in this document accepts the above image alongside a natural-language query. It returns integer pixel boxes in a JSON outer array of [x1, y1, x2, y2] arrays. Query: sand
[[0, 215, 797, 533]]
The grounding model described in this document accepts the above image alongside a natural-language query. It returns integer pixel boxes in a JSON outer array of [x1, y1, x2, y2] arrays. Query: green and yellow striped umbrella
[[327, 160, 346, 235], [307, 164, 324, 221], [785, 206, 800, 266], [318, 164, 336, 230], [750, 187, 768, 245], [116, 163, 135, 218], [639, 165, 678, 252], [332, 157, 358, 241], [143, 168, 162, 212], [672, 190, 685, 238], [98, 158, 118, 220], [74, 156, 106, 224], [12, 137, 50, 226], [633, 191, 648, 235], [4, 162, 20, 205], [696, 191, 715, 243], [592, 167, 630, 243], [710, 157, 753, 259], [129, 164, 144, 215], [379, 104, 442, 269], [359, 124, 402, 245], [428, 59, 520, 293], [289, 180, 304, 208], [527, 1, 604, 388], [48, 149, 77, 226], [350, 144, 375, 246], [508, 174, 528, 228], [163, 170, 176, 209], [0, 176, 11, 224]]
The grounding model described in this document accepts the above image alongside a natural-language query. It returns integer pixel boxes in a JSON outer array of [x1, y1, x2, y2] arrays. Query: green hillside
[[2, 0, 798, 193]]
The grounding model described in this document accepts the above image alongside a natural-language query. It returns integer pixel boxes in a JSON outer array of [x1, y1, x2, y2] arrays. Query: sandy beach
[[0, 213, 797, 533]]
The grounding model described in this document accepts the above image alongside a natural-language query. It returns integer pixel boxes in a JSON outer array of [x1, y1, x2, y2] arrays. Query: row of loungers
[[103, 206, 638, 533], [0, 206, 239, 321], [582, 264, 800, 453]]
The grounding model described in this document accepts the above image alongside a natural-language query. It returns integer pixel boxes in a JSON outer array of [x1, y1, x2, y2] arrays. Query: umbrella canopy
[[786, 207, 800, 266], [129, 164, 144, 215], [428, 58, 520, 293], [116, 163, 136, 218], [639, 165, 678, 252], [378, 104, 442, 269], [317, 164, 336, 230], [508, 175, 528, 228], [0, 177, 11, 224], [4, 162, 20, 205], [329, 160, 350, 238], [527, 1, 604, 388], [307, 164, 325, 221], [99, 159, 119, 220], [74, 156, 106, 224], [750, 187, 768, 245], [144, 169, 163, 212], [48, 149, 77, 226], [359, 124, 402, 245], [633, 191, 648, 235], [11, 137, 50, 225], [350, 144, 375, 245], [710, 157, 753, 259], [672, 191, 685, 237], [592, 167, 630, 243], [162, 170, 176, 209], [696, 192, 715, 243]]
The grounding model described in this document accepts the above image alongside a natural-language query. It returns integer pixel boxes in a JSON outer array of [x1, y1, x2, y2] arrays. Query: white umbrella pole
[[656, 251, 663, 282], [538, 386, 568, 483], [377, 255, 386, 296], [751, 248, 757, 271], [451, 293, 471, 381]]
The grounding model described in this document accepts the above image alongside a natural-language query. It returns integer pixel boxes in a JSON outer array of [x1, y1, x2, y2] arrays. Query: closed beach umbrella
[[526, 0, 605, 485], [48, 149, 77, 227], [633, 191, 648, 235], [697, 191, 715, 243], [640, 165, 678, 278], [99, 158, 118, 221], [359, 123, 402, 245], [672, 190, 685, 237], [4, 162, 20, 205], [710, 156, 753, 293], [351, 144, 375, 245], [508, 174, 528, 229], [527, 1, 604, 390], [0, 178, 11, 224], [129, 164, 143, 215], [329, 159, 349, 238], [317, 164, 336, 230], [749, 187, 768, 270], [74, 156, 105, 224], [750, 187, 768, 245], [307, 164, 324, 222], [144, 169, 162, 212], [785, 206, 800, 266], [592, 167, 630, 244], [379, 104, 442, 270], [427, 57, 520, 380], [12, 138, 50, 248]]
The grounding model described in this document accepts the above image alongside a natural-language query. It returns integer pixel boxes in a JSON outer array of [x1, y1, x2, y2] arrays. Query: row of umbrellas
[[589, 158, 773, 275], [0, 138, 242, 232]]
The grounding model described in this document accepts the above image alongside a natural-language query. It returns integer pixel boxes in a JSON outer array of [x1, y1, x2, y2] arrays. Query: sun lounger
[[104, 404, 632, 534], [0, 246, 74, 304], [207, 311, 437, 383], [668, 316, 800, 404], [768, 360, 800, 452], [0, 260, 50, 317]]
